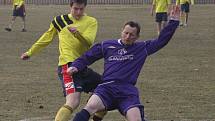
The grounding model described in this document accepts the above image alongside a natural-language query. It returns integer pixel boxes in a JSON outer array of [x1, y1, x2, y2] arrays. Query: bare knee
[[85, 103, 98, 114], [126, 107, 142, 121], [127, 115, 142, 121], [65, 92, 81, 109], [84, 95, 105, 115]]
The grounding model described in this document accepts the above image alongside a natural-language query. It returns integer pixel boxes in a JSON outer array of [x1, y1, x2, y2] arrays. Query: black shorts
[[155, 12, 168, 22], [181, 2, 190, 13], [58, 62, 102, 96], [13, 5, 25, 17]]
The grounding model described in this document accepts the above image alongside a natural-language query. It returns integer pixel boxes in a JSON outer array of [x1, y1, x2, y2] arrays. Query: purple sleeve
[[72, 43, 104, 71], [145, 20, 179, 55]]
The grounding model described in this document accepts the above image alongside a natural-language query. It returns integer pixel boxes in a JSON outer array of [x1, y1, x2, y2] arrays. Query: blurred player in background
[[5, 0, 27, 32], [151, 0, 172, 35], [176, 0, 194, 27], [69, 6, 180, 121], [20, 0, 106, 120]]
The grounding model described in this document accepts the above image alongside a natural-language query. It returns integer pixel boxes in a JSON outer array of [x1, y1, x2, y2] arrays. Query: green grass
[[0, 4, 215, 121]]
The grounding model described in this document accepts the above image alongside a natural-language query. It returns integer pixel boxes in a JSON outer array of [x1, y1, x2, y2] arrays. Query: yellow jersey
[[13, 0, 24, 7], [152, 0, 171, 13], [26, 14, 98, 66]]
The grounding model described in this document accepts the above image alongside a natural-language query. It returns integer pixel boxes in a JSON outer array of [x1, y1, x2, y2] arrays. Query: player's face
[[70, 3, 86, 20], [121, 25, 139, 45]]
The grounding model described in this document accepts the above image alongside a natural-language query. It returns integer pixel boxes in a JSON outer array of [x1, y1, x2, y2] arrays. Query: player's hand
[[67, 27, 78, 34], [20, 53, 30, 60], [169, 5, 180, 21], [67, 67, 78, 75]]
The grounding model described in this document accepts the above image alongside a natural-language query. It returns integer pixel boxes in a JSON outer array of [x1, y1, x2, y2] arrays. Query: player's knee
[[65, 99, 80, 109], [133, 116, 142, 121], [84, 103, 100, 114], [127, 116, 142, 121], [127, 106, 145, 121], [65, 94, 81, 109]]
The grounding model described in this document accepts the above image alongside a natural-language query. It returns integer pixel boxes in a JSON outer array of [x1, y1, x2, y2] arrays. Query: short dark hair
[[70, 0, 87, 7], [124, 21, 141, 36]]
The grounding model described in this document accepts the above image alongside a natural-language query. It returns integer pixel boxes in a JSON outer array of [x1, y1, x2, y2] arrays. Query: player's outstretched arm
[[144, 6, 180, 55]]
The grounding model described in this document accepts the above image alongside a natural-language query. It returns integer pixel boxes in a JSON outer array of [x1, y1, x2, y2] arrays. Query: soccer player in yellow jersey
[[176, 0, 194, 27], [20, 0, 106, 121], [151, 0, 171, 35], [5, 0, 26, 32]]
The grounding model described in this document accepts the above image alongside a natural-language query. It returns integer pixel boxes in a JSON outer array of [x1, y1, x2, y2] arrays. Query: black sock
[[92, 115, 103, 121], [73, 109, 90, 121]]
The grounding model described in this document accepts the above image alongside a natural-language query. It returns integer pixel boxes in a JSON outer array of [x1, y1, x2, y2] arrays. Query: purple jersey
[[72, 20, 179, 85]]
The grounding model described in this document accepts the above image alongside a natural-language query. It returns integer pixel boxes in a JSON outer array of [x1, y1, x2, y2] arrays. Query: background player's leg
[[5, 16, 16, 31]]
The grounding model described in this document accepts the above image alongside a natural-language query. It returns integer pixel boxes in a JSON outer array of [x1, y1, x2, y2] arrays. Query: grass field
[[0, 4, 215, 121]]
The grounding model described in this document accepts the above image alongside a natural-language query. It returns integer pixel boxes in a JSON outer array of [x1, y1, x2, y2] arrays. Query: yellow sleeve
[[17, 0, 24, 7], [81, 18, 98, 47], [26, 23, 57, 56]]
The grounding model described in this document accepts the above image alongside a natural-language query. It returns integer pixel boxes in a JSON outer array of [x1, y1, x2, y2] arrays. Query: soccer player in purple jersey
[[68, 6, 180, 121]]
